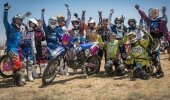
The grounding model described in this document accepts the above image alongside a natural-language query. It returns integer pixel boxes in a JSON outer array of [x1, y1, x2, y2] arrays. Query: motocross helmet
[[88, 19, 96, 29], [149, 8, 159, 20], [48, 17, 57, 29], [128, 18, 137, 27], [114, 17, 123, 27], [27, 18, 38, 31], [71, 18, 80, 28], [62, 34, 70, 46], [12, 14, 23, 29]]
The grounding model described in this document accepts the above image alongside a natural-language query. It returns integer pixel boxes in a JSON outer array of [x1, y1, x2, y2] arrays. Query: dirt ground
[[0, 54, 170, 100]]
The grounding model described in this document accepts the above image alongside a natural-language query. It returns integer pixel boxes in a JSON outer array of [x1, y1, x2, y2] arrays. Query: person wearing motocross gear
[[56, 4, 71, 41], [128, 18, 137, 33], [97, 10, 112, 61], [109, 10, 127, 60], [42, 5, 71, 60], [86, 19, 103, 47], [42, 5, 71, 75], [3, 3, 24, 86], [20, 18, 38, 82], [128, 18, 145, 39], [69, 11, 86, 44], [126, 30, 153, 80], [135, 5, 168, 78], [104, 32, 128, 76], [33, 9, 48, 77]]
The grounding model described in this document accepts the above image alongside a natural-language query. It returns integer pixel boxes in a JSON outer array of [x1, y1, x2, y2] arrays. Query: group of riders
[[1, 3, 170, 86]]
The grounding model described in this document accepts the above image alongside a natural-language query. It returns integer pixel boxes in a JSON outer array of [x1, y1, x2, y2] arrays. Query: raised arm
[[135, 5, 150, 23], [98, 11, 102, 26], [65, 4, 71, 29], [3, 3, 11, 31], [161, 6, 168, 36], [74, 13, 84, 29], [141, 29, 153, 45], [108, 9, 114, 26], [81, 10, 86, 23], [162, 6, 168, 23], [41, 8, 46, 32]]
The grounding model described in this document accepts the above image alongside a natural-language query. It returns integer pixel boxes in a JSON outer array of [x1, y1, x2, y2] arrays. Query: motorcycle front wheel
[[42, 57, 60, 85]]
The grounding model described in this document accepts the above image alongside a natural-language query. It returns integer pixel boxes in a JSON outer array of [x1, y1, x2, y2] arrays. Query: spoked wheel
[[42, 57, 60, 85], [0, 55, 13, 78], [85, 56, 101, 75]]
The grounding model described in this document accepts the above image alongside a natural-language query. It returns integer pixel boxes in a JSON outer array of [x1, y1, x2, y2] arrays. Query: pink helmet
[[62, 34, 70, 46]]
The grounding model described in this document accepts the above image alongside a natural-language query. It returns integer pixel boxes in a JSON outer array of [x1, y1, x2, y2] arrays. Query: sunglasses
[[58, 19, 65, 22]]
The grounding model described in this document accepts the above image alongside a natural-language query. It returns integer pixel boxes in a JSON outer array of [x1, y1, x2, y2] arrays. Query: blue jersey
[[3, 11, 21, 54]]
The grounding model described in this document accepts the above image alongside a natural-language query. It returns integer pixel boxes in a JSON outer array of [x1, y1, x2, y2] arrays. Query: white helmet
[[88, 20, 95, 24], [29, 18, 38, 26], [128, 31, 137, 44], [88, 19, 96, 27], [149, 8, 159, 20], [27, 18, 38, 31], [48, 17, 57, 29]]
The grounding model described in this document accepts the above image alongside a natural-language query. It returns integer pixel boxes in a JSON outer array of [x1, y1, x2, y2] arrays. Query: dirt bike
[[0, 51, 22, 78], [0, 54, 13, 78], [42, 41, 101, 85], [65, 42, 101, 75]]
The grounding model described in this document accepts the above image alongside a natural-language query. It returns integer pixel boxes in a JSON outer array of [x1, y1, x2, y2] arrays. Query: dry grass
[[0, 54, 170, 100]]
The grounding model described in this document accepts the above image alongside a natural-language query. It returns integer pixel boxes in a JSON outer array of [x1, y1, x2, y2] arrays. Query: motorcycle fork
[[82, 57, 89, 79]]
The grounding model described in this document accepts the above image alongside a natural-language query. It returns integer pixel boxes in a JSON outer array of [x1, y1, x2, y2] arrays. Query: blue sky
[[0, 0, 170, 43]]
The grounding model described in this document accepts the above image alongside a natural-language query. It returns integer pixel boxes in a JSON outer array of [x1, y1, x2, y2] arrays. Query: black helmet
[[128, 18, 137, 26], [114, 17, 122, 24]]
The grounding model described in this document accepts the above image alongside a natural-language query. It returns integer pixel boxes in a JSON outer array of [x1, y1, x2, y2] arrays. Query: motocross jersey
[[111, 25, 127, 39], [45, 26, 60, 50], [106, 40, 119, 61], [3, 11, 21, 54], [150, 19, 163, 38], [34, 28, 47, 63], [129, 32, 152, 66], [98, 26, 111, 42], [137, 8, 168, 38], [34, 28, 45, 46], [20, 30, 35, 57], [105, 35, 128, 60], [71, 28, 84, 38], [70, 27, 85, 44]]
